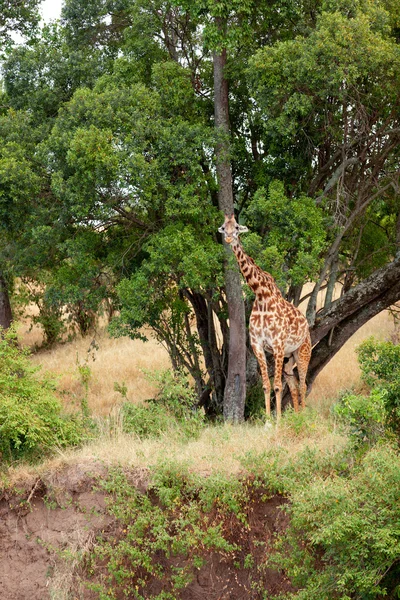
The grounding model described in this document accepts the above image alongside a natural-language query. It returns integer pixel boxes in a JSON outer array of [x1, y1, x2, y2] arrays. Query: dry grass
[[19, 308, 396, 419], [5, 413, 346, 489], [22, 325, 170, 416], [8, 303, 395, 491]]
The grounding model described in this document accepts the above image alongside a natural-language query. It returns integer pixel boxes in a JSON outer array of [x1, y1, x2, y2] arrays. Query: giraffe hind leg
[[251, 340, 271, 417], [294, 334, 312, 409], [283, 355, 300, 412], [273, 349, 285, 422]]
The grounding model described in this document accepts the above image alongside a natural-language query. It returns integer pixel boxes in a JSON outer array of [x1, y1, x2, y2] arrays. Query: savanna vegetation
[[1, 0, 400, 598]]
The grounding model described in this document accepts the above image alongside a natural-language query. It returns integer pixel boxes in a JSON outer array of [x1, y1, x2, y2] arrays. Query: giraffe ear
[[238, 224, 248, 233], [218, 225, 225, 233]]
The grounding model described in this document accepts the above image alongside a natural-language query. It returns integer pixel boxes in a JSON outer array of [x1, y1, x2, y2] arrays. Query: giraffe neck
[[231, 240, 282, 300]]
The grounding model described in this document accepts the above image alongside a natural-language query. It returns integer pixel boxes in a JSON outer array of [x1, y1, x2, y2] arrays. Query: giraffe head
[[218, 214, 248, 245]]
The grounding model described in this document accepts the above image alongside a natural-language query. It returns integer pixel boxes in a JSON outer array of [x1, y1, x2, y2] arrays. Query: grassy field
[[20, 307, 396, 418], [7, 304, 393, 481]]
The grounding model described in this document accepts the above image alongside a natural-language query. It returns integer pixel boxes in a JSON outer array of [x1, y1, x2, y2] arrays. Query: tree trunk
[[0, 273, 12, 331], [185, 290, 226, 417], [213, 43, 247, 423], [324, 255, 339, 309]]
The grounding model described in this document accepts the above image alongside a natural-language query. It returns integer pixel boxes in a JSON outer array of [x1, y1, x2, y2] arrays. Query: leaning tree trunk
[[213, 42, 247, 423], [282, 255, 400, 406], [0, 273, 12, 331]]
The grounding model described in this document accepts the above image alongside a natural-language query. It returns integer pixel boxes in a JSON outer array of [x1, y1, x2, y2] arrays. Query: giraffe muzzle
[[225, 236, 233, 244]]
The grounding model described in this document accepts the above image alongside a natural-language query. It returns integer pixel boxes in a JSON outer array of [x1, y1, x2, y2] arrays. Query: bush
[[332, 338, 400, 444], [0, 327, 85, 462], [333, 388, 387, 446], [270, 444, 400, 599], [357, 338, 400, 435], [121, 370, 204, 440], [121, 401, 173, 438]]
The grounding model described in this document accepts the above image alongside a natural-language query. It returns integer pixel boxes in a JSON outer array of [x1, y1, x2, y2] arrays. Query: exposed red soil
[[179, 492, 295, 600], [0, 461, 112, 600], [0, 465, 294, 600]]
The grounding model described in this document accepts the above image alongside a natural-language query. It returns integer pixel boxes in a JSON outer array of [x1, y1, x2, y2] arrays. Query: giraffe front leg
[[273, 350, 285, 423], [251, 340, 271, 418]]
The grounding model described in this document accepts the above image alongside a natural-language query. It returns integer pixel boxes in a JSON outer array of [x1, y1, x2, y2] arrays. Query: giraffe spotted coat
[[219, 214, 312, 421]]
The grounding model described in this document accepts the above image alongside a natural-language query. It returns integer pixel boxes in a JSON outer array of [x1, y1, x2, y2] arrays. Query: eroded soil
[[0, 463, 294, 599]]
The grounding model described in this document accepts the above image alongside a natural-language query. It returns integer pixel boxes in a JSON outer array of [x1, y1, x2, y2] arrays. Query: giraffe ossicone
[[219, 213, 311, 421]]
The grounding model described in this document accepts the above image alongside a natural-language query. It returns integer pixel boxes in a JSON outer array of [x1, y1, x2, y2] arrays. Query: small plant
[[113, 381, 128, 400], [121, 369, 204, 440], [76, 341, 98, 418], [333, 388, 387, 446], [357, 338, 400, 436], [121, 401, 172, 438]]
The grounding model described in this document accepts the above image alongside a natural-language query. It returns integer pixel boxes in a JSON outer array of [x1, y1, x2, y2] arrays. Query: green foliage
[[270, 444, 400, 599], [334, 338, 400, 444], [244, 181, 327, 290], [251, 6, 399, 140], [0, 327, 85, 462], [241, 437, 350, 498], [111, 222, 222, 344], [0, 0, 41, 48], [16, 277, 66, 347], [3, 22, 107, 120], [87, 465, 239, 599], [121, 370, 204, 440], [333, 388, 387, 446], [357, 338, 400, 436]]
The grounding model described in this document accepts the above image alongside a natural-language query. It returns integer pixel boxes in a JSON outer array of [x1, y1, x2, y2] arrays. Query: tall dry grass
[[20, 321, 170, 416], [307, 310, 395, 408], [6, 414, 347, 487], [18, 300, 396, 417], [7, 303, 394, 490]]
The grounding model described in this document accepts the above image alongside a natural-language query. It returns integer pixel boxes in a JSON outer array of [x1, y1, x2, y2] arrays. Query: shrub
[[332, 338, 400, 444], [333, 388, 387, 446], [121, 369, 204, 440], [270, 444, 400, 599], [357, 338, 400, 435], [0, 327, 85, 462], [121, 401, 173, 438]]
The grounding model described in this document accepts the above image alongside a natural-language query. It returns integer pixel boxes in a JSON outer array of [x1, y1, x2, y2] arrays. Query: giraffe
[[218, 214, 312, 421]]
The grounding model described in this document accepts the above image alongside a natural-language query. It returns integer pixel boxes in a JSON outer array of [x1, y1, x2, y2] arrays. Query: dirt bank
[[0, 462, 294, 599]]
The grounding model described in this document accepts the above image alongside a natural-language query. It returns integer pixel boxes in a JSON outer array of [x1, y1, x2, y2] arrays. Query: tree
[[3, 0, 400, 417], [0, 0, 43, 329], [0, 110, 42, 330], [249, 1, 400, 396], [0, 0, 41, 47], [41, 72, 228, 401]]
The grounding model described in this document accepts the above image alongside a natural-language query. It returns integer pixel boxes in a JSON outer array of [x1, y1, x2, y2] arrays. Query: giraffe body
[[219, 214, 312, 421]]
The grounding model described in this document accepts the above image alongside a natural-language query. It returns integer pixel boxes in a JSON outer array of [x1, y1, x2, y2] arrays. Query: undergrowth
[[85, 464, 249, 599], [0, 327, 87, 463], [77, 438, 400, 600], [115, 369, 205, 441]]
